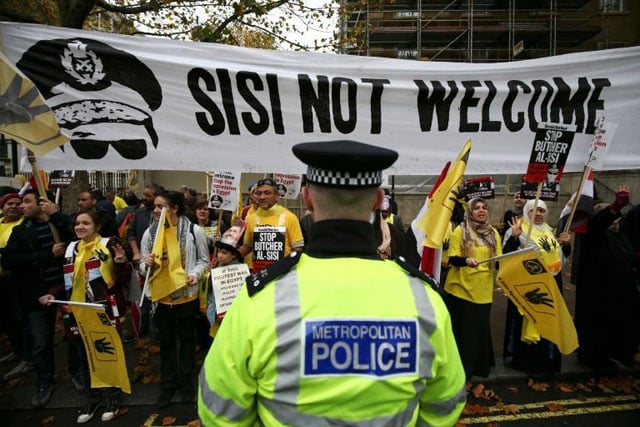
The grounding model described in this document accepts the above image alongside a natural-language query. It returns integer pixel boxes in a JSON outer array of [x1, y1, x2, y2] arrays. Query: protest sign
[[211, 263, 250, 320], [208, 171, 240, 211]]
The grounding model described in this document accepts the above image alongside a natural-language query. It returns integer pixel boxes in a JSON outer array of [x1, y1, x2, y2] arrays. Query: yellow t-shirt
[[444, 224, 502, 304], [243, 204, 304, 272]]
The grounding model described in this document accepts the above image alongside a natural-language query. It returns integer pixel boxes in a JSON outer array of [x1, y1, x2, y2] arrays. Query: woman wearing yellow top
[[503, 199, 572, 378], [444, 198, 502, 379]]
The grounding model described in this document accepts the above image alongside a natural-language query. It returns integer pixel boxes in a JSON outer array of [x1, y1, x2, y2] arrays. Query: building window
[[600, 0, 625, 13]]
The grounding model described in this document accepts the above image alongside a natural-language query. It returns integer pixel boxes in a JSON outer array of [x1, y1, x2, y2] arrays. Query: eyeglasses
[[257, 178, 277, 187]]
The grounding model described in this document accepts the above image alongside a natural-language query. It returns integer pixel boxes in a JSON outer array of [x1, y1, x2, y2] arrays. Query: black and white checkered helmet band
[[307, 166, 382, 187]]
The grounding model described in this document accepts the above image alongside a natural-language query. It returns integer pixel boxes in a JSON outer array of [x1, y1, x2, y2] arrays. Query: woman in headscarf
[[503, 199, 572, 378], [444, 198, 502, 379]]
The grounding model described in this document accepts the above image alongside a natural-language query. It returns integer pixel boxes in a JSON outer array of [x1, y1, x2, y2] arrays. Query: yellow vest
[[199, 255, 466, 426]]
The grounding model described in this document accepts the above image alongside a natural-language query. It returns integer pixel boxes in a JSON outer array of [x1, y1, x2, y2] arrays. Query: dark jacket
[[127, 205, 154, 246], [0, 212, 74, 311]]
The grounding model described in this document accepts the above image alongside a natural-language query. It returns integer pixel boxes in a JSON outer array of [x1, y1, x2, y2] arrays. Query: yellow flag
[[0, 52, 68, 155], [149, 209, 187, 301], [418, 139, 472, 249], [73, 305, 131, 394], [496, 251, 578, 354]]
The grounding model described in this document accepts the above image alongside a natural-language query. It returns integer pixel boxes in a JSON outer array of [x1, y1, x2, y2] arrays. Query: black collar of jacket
[[305, 219, 380, 259]]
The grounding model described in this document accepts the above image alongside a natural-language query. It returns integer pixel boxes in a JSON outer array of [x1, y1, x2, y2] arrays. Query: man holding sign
[[238, 178, 304, 272]]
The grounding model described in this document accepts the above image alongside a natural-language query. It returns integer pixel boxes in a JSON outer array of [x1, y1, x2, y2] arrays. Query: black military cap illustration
[[17, 38, 162, 160]]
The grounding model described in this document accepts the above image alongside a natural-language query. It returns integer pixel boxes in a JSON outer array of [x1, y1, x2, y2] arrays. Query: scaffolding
[[339, 0, 604, 62]]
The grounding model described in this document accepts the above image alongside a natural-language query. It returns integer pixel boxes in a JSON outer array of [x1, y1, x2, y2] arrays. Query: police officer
[[198, 140, 466, 426]]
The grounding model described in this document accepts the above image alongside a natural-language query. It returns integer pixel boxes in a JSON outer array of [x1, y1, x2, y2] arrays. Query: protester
[[575, 186, 640, 375], [77, 190, 117, 237], [106, 188, 127, 214], [41, 210, 131, 423], [141, 191, 209, 408], [192, 199, 221, 254], [0, 192, 30, 379], [115, 191, 141, 227], [206, 221, 246, 339], [443, 197, 501, 380], [199, 140, 465, 425], [380, 195, 404, 232], [501, 191, 526, 237], [1, 190, 74, 408], [238, 178, 304, 272], [502, 199, 572, 378], [127, 183, 164, 338], [373, 206, 403, 259], [240, 183, 258, 221]]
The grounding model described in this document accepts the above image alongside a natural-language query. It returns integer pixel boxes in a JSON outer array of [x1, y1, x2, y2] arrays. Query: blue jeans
[[27, 308, 57, 387]]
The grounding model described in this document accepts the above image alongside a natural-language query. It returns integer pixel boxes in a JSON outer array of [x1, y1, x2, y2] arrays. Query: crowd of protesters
[[0, 178, 638, 423]]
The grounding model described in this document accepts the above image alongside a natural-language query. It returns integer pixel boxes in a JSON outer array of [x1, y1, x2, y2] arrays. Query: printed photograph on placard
[[274, 173, 302, 200], [463, 176, 495, 201], [520, 180, 560, 201]]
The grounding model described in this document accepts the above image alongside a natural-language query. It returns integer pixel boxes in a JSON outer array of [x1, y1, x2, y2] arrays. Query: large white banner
[[1, 22, 639, 174]]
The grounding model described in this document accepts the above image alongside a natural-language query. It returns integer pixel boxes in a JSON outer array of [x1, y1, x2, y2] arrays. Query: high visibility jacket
[[198, 253, 466, 426]]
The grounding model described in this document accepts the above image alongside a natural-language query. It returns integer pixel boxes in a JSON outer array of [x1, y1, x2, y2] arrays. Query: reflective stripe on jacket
[[198, 254, 466, 426]]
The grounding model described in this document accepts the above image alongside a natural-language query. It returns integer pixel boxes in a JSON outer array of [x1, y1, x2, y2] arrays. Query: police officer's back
[[198, 140, 466, 426]]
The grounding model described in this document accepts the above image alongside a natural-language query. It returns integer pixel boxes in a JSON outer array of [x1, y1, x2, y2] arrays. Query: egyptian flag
[[399, 161, 450, 277], [557, 169, 594, 233]]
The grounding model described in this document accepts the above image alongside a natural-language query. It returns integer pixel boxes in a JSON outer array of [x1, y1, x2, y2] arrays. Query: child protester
[[207, 220, 246, 337]]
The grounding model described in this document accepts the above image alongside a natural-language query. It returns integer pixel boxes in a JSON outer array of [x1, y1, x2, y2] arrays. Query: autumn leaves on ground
[[458, 374, 640, 426]]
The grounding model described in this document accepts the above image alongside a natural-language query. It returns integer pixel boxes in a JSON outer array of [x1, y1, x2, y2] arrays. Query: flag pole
[[476, 245, 538, 264], [26, 149, 60, 243], [499, 174, 511, 233], [562, 165, 591, 234], [49, 299, 104, 309], [140, 207, 166, 307]]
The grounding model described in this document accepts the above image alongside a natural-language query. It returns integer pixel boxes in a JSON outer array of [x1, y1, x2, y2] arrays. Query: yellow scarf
[[71, 235, 115, 303]]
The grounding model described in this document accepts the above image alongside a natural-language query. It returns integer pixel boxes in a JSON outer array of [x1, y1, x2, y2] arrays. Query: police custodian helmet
[[292, 140, 398, 188]]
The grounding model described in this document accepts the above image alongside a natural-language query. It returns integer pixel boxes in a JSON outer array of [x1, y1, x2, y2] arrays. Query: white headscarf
[[523, 199, 547, 222]]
